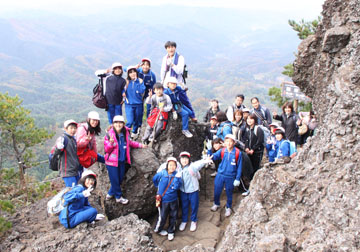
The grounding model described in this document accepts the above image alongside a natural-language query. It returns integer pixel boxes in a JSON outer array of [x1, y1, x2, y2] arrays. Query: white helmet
[[88, 111, 100, 121], [113, 115, 125, 123], [112, 62, 123, 70]]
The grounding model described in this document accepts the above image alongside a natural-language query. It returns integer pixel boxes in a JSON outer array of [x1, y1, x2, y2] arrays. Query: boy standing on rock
[[210, 134, 242, 217]]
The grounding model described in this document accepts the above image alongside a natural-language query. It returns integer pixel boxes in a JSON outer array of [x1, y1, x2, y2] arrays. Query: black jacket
[[244, 126, 264, 153], [273, 112, 298, 143], [203, 106, 221, 122], [104, 75, 126, 105]]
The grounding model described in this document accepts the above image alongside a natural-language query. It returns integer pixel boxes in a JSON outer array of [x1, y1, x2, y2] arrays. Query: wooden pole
[[294, 99, 299, 113]]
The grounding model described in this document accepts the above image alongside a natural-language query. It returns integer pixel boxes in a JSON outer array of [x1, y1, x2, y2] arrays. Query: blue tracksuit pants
[[107, 104, 123, 124], [67, 206, 97, 228], [125, 104, 143, 133], [155, 200, 178, 234], [63, 176, 80, 188], [177, 105, 192, 130], [106, 162, 125, 199], [214, 174, 235, 208], [180, 191, 199, 222]]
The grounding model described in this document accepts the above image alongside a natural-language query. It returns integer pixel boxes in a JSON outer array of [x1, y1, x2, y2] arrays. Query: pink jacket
[[104, 126, 143, 167], [76, 123, 97, 153]]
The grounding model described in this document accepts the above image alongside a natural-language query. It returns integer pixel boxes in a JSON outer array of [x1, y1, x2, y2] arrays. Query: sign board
[[281, 82, 311, 102]]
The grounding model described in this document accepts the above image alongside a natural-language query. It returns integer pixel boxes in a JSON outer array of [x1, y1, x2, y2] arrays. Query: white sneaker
[[168, 233, 174, 241], [242, 190, 250, 196], [106, 194, 114, 200], [225, 207, 231, 217], [210, 171, 217, 177], [182, 130, 193, 138], [210, 204, 219, 212], [190, 221, 197, 232], [159, 230, 168, 236], [179, 222, 187, 231], [116, 196, 129, 205]]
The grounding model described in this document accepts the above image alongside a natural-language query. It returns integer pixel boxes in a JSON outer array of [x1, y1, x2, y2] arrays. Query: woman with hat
[[76, 111, 105, 174], [59, 170, 104, 228], [95, 62, 126, 124], [104, 115, 147, 204]]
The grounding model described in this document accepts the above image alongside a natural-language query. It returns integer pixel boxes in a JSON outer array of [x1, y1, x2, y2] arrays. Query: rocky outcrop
[[97, 117, 207, 220], [217, 0, 360, 251]]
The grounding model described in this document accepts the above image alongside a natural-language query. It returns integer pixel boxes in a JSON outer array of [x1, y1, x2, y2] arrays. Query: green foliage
[[282, 63, 294, 78], [0, 92, 54, 185], [0, 217, 12, 234], [0, 200, 15, 214], [268, 87, 290, 108], [288, 16, 322, 40]]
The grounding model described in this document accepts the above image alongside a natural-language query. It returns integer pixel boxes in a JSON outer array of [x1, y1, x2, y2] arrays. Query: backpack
[[220, 147, 240, 164], [182, 64, 188, 84], [92, 77, 107, 109], [277, 140, 297, 159], [253, 125, 270, 147], [47, 187, 72, 216], [77, 125, 98, 168], [49, 136, 68, 171]]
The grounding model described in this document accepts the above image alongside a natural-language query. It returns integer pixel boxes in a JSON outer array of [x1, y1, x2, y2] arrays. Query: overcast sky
[[1, 0, 325, 19]]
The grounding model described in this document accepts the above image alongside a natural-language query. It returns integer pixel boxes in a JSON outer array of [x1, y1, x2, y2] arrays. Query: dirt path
[[149, 165, 246, 251]]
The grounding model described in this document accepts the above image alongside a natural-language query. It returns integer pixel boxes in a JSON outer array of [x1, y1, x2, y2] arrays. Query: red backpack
[[220, 147, 240, 163]]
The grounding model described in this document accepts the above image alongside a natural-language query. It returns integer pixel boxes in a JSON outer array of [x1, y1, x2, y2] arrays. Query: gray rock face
[[217, 0, 360, 251], [98, 117, 207, 220]]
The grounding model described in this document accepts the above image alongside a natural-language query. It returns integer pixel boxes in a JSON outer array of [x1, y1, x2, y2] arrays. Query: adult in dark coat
[[272, 102, 298, 143]]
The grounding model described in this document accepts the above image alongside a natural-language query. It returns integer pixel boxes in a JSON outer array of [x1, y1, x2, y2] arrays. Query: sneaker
[[225, 207, 231, 217], [210, 204, 220, 212], [190, 117, 198, 123], [179, 222, 187, 231], [190, 221, 197, 232], [168, 233, 174, 241], [242, 190, 250, 196], [153, 227, 159, 233], [159, 230, 168, 236], [116, 196, 129, 205], [182, 130, 193, 138], [131, 132, 138, 139], [106, 194, 114, 200], [210, 171, 217, 177]]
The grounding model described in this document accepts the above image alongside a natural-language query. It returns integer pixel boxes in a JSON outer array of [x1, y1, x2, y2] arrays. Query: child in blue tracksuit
[[124, 65, 146, 138], [138, 58, 157, 118], [211, 134, 242, 217], [265, 123, 278, 162], [178, 152, 212, 232], [153, 157, 182, 241], [273, 127, 290, 160], [59, 170, 104, 228], [164, 76, 197, 138]]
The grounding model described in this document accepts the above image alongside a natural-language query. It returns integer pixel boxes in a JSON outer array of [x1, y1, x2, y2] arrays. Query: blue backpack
[[277, 140, 297, 158]]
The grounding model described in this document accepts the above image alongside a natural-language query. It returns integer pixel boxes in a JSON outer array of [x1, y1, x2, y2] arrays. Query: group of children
[[52, 41, 317, 242]]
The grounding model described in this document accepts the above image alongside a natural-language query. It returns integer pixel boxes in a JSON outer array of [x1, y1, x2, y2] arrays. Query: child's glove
[[95, 214, 105, 220], [233, 180, 240, 187], [172, 111, 178, 120], [206, 140, 212, 150], [83, 187, 93, 197]]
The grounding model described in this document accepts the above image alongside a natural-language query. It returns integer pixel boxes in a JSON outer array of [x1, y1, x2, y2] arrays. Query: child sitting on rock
[[153, 157, 182, 241], [177, 152, 212, 232], [164, 76, 197, 138], [266, 123, 279, 162], [142, 82, 172, 144]]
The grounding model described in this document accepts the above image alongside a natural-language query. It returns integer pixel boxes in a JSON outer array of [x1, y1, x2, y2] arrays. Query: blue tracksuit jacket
[[138, 69, 156, 98], [212, 148, 242, 180], [125, 78, 145, 105], [164, 86, 195, 118], [153, 169, 182, 203], [275, 139, 290, 158]]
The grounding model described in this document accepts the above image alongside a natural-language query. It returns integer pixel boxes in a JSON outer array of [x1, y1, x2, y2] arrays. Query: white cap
[[88, 111, 100, 121], [112, 62, 122, 69], [64, 119, 77, 128], [242, 108, 250, 113], [225, 134, 236, 142], [167, 157, 177, 163], [113, 115, 125, 123], [81, 169, 97, 179], [127, 65, 137, 72], [275, 127, 285, 134], [179, 151, 191, 158], [165, 76, 178, 85]]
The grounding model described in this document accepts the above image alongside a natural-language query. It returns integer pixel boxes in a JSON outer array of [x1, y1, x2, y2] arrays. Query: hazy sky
[[2, 0, 325, 19]]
